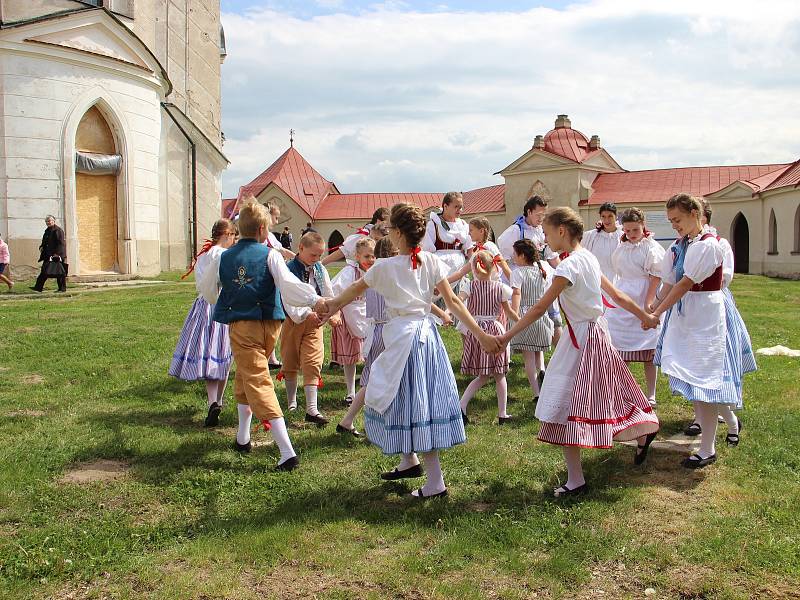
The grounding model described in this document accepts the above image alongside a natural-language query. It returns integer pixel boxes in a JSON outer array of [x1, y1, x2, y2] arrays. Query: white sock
[[397, 452, 419, 470], [236, 404, 253, 445], [285, 378, 298, 410], [694, 401, 718, 459], [523, 351, 540, 395], [305, 384, 320, 416], [496, 375, 509, 418], [460, 376, 489, 412], [340, 386, 366, 429], [718, 406, 739, 434], [205, 381, 217, 407], [268, 417, 297, 463], [216, 379, 228, 407], [419, 451, 446, 495], [562, 446, 585, 489], [644, 361, 658, 406], [343, 364, 357, 397]]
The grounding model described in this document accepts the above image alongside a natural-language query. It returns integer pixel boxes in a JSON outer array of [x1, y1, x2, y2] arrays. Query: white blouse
[[422, 212, 473, 254], [496, 221, 558, 262], [362, 252, 450, 319], [583, 226, 623, 280], [611, 236, 665, 280], [553, 248, 604, 324]]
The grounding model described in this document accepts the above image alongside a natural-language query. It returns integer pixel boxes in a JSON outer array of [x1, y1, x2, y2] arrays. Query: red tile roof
[[584, 164, 791, 205], [221, 197, 237, 219], [762, 159, 800, 191], [462, 184, 506, 213], [314, 193, 443, 220], [236, 147, 337, 217], [544, 126, 591, 163]]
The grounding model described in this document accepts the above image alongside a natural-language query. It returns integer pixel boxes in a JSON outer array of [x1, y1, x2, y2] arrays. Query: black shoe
[[380, 464, 423, 481], [634, 432, 657, 465], [682, 453, 716, 469], [533, 395, 539, 403], [410, 488, 448, 500], [725, 416, 742, 447], [461, 411, 470, 426], [537, 370, 545, 388], [553, 483, 588, 498], [683, 422, 702, 436], [305, 412, 329, 427], [344, 395, 353, 407], [233, 440, 252, 453], [268, 362, 282, 370], [204, 402, 222, 427], [498, 415, 514, 425], [29, 287, 42, 293], [329, 361, 340, 369], [276, 455, 300, 471], [336, 424, 362, 437]]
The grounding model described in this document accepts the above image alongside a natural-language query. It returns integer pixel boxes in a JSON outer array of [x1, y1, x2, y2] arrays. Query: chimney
[[554, 114, 571, 129], [589, 135, 601, 150], [532, 135, 545, 150]]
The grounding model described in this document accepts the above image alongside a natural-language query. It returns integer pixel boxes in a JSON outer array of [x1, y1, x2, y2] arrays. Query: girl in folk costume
[[582, 202, 622, 283], [604, 208, 665, 407], [330, 238, 376, 405], [422, 191, 474, 281], [654, 196, 755, 446], [649, 194, 742, 468], [446, 217, 512, 283], [170, 219, 237, 427], [509, 239, 554, 401], [326, 203, 498, 499], [322, 207, 390, 266], [459, 251, 520, 424], [497, 208, 660, 498]]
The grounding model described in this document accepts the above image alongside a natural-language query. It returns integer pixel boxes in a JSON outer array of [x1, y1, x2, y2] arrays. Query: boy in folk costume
[[326, 203, 498, 499], [329, 238, 376, 405], [278, 232, 334, 426], [497, 208, 660, 498], [199, 201, 327, 471], [322, 207, 390, 266]]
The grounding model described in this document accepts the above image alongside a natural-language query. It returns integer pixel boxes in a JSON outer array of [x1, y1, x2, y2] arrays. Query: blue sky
[[218, 1, 800, 198]]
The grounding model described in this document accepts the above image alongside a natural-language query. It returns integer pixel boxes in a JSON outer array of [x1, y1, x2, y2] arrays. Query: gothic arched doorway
[[75, 106, 119, 273], [328, 230, 344, 255], [730, 212, 749, 274]]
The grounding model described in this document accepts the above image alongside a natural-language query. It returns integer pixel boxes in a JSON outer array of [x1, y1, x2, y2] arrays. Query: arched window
[[793, 204, 800, 254], [768, 208, 778, 254], [328, 230, 344, 255]]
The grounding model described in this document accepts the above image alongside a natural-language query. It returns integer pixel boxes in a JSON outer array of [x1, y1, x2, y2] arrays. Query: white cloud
[[220, 0, 800, 197]]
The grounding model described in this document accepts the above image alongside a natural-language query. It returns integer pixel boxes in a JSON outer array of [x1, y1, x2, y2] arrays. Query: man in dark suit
[[31, 215, 67, 293]]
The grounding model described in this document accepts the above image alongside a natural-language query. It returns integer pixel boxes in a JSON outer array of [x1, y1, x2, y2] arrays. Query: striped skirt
[[169, 296, 232, 381], [510, 305, 553, 352], [537, 321, 659, 449], [359, 323, 385, 387], [364, 320, 466, 455], [461, 318, 508, 375], [619, 349, 655, 362], [665, 289, 755, 408], [331, 319, 363, 365]]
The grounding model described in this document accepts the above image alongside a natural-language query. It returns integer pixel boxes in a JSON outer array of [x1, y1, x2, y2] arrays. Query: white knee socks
[[496, 375, 509, 418], [205, 381, 217, 407], [460, 375, 489, 412], [718, 405, 739, 434], [694, 401, 718, 458], [644, 361, 658, 406], [237, 404, 253, 445], [398, 452, 419, 470], [285, 378, 298, 410], [340, 386, 366, 429], [523, 351, 540, 395], [420, 450, 446, 495], [563, 446, 585, 489], [268, 417, 297, 463], [343, 364, 357, 398], [305, 384, 320, 416], [216, 378, 228, 407]]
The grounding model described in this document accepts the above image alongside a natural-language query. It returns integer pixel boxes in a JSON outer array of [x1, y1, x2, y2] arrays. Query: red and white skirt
[[461, 317, 508, 375], [331, 316, 363, 365], [536, 318, 659, 449], [618, 348, 655, 362]]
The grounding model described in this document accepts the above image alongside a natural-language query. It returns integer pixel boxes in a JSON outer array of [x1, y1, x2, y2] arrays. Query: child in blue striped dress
[[326, 203, 499, 499]]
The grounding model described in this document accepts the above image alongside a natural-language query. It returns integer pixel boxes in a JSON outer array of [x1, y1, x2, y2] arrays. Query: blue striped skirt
[[359, 323, 385, 387], [169, 296, 232, 381], [659, 289, 756, 408], [363, 319, 466, 455]]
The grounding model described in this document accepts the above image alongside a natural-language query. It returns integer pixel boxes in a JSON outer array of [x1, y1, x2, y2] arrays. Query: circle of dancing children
[[329, 238, 376, 406], [198, 201, 327, 471], [326, 203, 498, 499], [509, 239, 554, 402], [604, 208, 665, 407], [277, 231, 334, 426], [497, 207, 660, 497], [649, 194, 754, 468], [582, 202, 622, 283], [169, 218, 236, 426], [458, 250, 520, 424]]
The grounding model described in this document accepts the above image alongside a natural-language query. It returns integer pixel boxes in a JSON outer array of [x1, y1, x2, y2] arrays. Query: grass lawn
[[0, 273, 798, 599]]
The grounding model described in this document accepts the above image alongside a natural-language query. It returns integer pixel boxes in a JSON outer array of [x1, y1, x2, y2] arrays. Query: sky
[[218, 0, 800, 198]]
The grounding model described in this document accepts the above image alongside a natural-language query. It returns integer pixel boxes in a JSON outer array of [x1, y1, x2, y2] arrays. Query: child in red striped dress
[[459, 251, 520, 424], [330, 238, 376, 404], [498, 208, 660, 498]]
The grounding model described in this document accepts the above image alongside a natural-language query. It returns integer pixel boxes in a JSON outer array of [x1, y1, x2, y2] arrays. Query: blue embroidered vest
[[286, 257, 325, 295], [213, 239, 286, 324]]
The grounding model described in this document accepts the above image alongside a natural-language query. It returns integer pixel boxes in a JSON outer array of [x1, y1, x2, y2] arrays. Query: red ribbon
[[410, 246, 421, 269], [559, 301, 580, 350], [181, 239, 214, 280], [492, 254, 503, 267], [317, 377, 324, 389], [252, 419, 272, 434], [559, 251, 571, 260], [602, 295, 617, 309], [276, 371, 284, 382]]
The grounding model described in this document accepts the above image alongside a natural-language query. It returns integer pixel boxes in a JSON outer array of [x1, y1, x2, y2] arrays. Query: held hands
[[306, 312, 323, 328], [312, 297, 330, 319], [328, 313, 342, 328], [640, 312, 660, 330], [440, 311, 454, 327], [478, 332, 504, 355]]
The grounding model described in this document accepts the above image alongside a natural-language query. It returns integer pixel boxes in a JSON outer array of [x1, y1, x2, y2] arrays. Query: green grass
[[0, 275, 798, 599]]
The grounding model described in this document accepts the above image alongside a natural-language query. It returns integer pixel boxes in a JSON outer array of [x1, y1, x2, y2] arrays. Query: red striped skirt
[[461, 319, 508, 375], [618, 348, 655, 362], [538, 322, 659, 449], [331, 319, 363, 365]]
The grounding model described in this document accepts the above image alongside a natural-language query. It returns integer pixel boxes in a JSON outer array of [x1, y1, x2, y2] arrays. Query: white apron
[[605, 277, 660, 351]]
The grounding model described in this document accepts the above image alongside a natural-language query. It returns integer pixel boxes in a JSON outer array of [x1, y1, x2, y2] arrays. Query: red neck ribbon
[[410, 246, 421, 269], [181, 239, 214, 280]]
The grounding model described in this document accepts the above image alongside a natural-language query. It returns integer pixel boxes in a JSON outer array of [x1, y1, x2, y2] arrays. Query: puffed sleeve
[[510, 269, 523, 289], [331, 264, 355, 295], [554, 255, 578, 286], [683, 239, 723, 284], [659, 245, 677, 285], [458, 220, 474, 252], [719, 238, 734, 288], [197, 252, 223, 305], [496, 225, 515, 260], [644, 238, 666, 277], [500, 283, 513, 302], [421, 220, 437, 253], [363, 258, 388, 296], [428, 252, 451, 287]]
